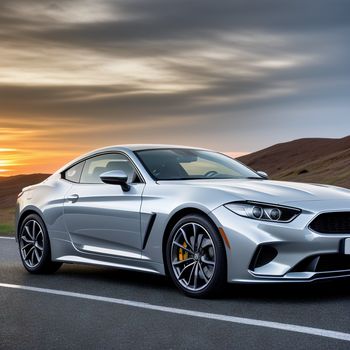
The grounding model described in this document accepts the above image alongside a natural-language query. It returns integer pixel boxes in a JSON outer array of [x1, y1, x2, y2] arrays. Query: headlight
[[225, 201, 301, 223]]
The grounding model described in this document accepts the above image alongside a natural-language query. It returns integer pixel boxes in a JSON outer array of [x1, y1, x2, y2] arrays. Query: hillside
[[1, 137, 350, 235], [0, 174, 49, 234], [238, 136, 350, 188], [0, 174, 50, 210]]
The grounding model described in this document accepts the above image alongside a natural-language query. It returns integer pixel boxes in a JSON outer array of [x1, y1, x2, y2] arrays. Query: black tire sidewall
[[166, 214, 227, 298]]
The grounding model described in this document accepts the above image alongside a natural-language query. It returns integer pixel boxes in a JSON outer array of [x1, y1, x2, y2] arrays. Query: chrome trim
[[80, 245, 144, 259]]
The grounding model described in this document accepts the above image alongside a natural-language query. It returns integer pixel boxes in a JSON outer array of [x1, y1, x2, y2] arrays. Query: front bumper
[[210, 200, 350, 283]]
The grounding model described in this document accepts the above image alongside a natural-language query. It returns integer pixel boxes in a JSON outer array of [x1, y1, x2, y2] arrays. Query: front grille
[[309, 212, 350, 234]]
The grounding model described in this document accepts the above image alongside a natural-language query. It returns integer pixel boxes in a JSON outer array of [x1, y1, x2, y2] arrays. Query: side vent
[[142, 213, 157, 250]]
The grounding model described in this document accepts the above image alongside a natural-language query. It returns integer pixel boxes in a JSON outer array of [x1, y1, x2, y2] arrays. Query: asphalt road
[[1, 237, 350, 350]]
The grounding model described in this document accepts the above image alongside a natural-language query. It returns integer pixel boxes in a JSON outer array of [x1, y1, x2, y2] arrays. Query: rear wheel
[[19, 214, 62, 274], [166, 214, 227, 298]]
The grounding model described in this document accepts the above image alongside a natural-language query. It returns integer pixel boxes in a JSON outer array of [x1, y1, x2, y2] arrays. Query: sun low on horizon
[[0, 139, 81, 176], [0, 123, 247, 176], [0, 117, 249, 176], [0, 122, 91, 176]]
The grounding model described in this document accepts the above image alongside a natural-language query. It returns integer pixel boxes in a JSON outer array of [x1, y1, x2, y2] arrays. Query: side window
[[80, 153, 139, 184], [62, 161, 85, 183]]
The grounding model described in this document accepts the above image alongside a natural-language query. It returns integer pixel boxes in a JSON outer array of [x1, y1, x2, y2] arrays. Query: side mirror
[[100, 170, 130, 191], [256, 170, 268, 179]]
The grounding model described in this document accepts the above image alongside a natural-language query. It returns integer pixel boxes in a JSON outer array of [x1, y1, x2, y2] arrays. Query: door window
[[80, 153, 138, 184], [62, 161, 85, 183]]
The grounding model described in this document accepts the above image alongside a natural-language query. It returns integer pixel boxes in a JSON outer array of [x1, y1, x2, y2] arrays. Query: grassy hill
[[238, 136, 350, 188], [0, 174, 49, 235]]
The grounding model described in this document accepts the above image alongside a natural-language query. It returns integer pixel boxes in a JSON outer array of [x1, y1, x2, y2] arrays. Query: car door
[[63, 152, 145, 259]]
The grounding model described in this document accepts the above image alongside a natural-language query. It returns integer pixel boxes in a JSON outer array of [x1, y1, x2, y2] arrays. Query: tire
[[166, 214, 227, 298], [18, 214, 62, 274]]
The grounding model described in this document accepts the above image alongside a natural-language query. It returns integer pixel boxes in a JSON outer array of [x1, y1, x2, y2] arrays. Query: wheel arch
[[161, 207, 227, 276]]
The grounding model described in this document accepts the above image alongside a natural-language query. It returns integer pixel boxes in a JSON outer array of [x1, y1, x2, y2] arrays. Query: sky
[[0, 0, 350, 175]]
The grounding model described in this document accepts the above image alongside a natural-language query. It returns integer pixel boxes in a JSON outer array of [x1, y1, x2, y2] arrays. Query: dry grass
[[0, 207, 15, 236], [239, 136, 350, 189]]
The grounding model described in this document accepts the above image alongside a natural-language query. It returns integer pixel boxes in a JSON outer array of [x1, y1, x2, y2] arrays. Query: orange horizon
[[0, 151, 248, 176], [0, 132, 248, 176]]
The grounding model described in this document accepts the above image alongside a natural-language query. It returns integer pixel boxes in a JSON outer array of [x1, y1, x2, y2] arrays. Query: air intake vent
[[309, 212, 350, 234], [249, 245, 278, 270]]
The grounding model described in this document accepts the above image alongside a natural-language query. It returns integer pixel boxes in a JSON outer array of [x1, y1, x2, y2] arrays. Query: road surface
[[1, 237, 350, 349]]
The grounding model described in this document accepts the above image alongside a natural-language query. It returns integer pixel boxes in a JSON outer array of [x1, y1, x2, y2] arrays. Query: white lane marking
[[0, 283, 350, 342], [0, 236, 15, 240]]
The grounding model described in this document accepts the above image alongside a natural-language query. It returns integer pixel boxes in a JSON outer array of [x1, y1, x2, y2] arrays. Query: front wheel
[[166, 214, 227, 298], [19, 214, 62, 274]]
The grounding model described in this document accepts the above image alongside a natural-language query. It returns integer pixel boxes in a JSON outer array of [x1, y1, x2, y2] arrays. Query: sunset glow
[[0, 121, 249, 176], [0, 124, 85, 175]]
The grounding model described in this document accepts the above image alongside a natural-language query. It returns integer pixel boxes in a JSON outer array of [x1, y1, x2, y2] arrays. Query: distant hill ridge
[[0, 174, 50, 209], [0, 136, 349, 211], [238, 136, 350, 188]]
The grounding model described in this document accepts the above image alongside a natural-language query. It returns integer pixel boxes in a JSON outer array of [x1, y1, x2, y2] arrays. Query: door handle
[[67, 194, 79, 203]]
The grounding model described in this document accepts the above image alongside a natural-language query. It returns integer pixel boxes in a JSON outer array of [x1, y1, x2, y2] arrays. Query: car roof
[[94, 144, 210, 152], [54, 144, 210, 175]]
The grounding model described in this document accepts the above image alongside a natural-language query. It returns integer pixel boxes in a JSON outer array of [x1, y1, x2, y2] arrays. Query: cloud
[[0, 0, 349, 176]]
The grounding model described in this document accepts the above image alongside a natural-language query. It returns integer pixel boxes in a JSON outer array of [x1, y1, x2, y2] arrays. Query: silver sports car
[[16, 145, 350, 297]]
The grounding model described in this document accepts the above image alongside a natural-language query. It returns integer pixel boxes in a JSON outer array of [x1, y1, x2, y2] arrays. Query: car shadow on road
[[56, 264, 176, 292], [222, 278, 350, 303], [53, 264, 350, 303]]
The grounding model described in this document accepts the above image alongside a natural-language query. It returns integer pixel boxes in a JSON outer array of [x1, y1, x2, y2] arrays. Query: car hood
[[159, 179, 350, 205]]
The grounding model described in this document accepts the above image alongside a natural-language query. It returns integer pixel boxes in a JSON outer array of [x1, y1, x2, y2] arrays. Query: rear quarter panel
[[16, 174, 72, 242]]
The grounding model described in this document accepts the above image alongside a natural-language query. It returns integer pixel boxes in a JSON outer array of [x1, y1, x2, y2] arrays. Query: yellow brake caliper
[[178, 242, 189, 261]]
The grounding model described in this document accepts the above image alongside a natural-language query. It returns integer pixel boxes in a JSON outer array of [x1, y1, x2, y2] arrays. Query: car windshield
[[135, 149, 261, 180]]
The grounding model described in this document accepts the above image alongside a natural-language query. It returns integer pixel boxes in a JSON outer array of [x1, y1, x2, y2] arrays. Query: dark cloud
[[0, 0, 349, 152], [40, 1, 350, 42]]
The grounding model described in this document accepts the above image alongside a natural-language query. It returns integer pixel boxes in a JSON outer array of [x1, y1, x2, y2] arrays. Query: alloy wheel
[[170, 222, 216, 292], [20, 219, 44, 268]]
